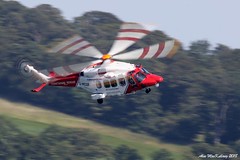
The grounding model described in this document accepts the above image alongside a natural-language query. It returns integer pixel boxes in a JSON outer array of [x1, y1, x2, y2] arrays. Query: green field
[[0, 99, 193, 160]]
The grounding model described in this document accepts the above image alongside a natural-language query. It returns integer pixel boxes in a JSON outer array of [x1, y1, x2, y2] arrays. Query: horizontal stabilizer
[[31, 83, 47, 92]]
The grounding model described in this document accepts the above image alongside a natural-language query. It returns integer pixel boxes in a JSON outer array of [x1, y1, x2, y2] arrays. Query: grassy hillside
[[0, 99, 192, 159]]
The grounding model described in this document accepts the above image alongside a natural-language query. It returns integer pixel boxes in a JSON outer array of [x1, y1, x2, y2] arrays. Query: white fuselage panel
[[77, 61, 136, 97]]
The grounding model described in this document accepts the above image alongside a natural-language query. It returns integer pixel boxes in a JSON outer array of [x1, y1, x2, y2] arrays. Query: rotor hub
[[101, 54, 111, 60]]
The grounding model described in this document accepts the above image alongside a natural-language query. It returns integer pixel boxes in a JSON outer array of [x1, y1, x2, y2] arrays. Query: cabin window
[[110, 79, 118, 87], [118, 78, 126, 86], [103, 80, 110, 88], [96, 80, 102, 89]]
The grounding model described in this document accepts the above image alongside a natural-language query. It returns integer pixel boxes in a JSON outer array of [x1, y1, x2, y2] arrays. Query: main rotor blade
[[48, 35, 103, 59], [112, 40, 180, 60], [108, 23, 155, 56], [40, 60, 102, 77]]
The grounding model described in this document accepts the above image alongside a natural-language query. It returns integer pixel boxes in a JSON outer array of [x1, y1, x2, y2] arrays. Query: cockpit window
[[141, 68, 150, 74], [135, 72, 146, 82]]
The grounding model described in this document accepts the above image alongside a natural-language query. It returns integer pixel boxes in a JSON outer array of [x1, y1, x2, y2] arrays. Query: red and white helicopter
[[21, 23, 180, 104]]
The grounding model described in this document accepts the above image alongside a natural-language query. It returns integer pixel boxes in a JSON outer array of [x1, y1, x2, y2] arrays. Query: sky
[[13, 0, 240, 49]]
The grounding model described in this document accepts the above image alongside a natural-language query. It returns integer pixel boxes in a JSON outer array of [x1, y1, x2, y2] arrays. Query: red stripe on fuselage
[[152, 43, 165, 58], [70, 44, 92, 55], [49, 73, 79, 87], [57, 38, 84, 53]]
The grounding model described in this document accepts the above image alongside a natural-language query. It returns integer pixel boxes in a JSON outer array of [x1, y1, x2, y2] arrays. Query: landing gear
[[97, 99, 103, 104], [145, 88, 151, 94], [91, 94, 105, 104]]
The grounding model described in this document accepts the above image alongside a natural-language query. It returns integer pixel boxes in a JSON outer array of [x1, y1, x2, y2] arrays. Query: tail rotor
[[16, 58, 34, 79]]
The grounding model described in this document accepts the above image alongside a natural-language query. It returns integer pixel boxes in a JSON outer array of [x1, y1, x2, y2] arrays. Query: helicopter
[[20, 22, 180, 104]]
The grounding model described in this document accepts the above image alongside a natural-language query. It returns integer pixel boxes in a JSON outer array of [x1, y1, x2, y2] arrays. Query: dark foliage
[[113, 145, 143, 160], [151, 149, 173, 160]]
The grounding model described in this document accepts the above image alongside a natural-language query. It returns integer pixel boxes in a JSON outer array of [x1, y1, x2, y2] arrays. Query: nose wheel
[[145, 88, 151, 94], [97, 99, 103, 104]]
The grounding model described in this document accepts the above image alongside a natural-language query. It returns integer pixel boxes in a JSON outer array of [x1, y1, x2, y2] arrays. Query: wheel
[[97, 99, 103, 104], [145, 88, 151, 94]]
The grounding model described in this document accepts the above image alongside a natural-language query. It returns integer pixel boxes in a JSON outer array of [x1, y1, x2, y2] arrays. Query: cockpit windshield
[[135, 72, 146, 82], [141, 68, 150, 74]]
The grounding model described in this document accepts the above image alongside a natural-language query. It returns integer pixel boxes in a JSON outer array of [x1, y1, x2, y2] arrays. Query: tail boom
[[25, 65, 49, 83], [27, 64, 80, 92], [48, 73, 79, 87]]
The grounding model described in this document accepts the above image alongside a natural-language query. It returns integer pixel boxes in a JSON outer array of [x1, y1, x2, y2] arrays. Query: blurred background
[[0, 0, 239, 159]]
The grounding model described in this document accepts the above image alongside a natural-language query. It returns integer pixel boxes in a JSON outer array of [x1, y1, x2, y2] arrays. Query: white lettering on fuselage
[[51, 81, 76, 86]]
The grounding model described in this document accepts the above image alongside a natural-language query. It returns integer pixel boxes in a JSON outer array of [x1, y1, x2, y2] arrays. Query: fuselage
[[28, 60, 163, 103], [76, 60, 163, 98]]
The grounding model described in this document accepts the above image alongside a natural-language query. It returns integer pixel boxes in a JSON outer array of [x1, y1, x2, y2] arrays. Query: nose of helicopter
[[155, 75, 164, 83], [142, 74, 163, 87], [151, 74, 164, 83]]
